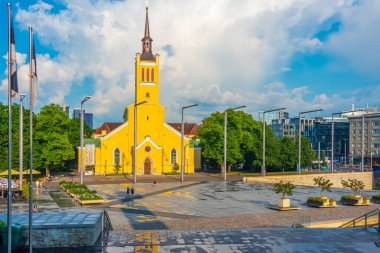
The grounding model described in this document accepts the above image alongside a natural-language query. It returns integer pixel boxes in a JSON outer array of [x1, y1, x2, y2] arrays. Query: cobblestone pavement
[[3, 180, 380, 232], [88, 181, 380, 231]]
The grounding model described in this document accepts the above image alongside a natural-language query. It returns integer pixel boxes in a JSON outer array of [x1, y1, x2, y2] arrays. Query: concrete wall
[[243, 172, 373, 190]]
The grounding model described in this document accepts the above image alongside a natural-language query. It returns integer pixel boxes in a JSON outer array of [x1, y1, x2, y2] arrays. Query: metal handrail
[[340, 208, 380, 231], [103, 210, 113, 234]]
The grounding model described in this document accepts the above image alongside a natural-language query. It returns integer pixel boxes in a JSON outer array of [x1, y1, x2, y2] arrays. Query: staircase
[[340, 208, 380, 232]]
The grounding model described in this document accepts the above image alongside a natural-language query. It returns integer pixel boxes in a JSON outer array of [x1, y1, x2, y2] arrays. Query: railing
[[340, 208, 380, 232], [103, 210, 113, 234]]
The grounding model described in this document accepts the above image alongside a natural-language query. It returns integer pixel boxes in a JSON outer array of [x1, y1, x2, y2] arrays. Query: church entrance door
[[144, 158, 151, 175]]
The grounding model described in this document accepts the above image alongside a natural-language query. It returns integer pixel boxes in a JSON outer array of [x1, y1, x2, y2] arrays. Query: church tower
[[135, 6, 160, 105]]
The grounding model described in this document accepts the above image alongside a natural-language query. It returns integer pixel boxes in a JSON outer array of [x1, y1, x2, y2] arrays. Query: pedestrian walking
[[36, 180, 40, 189], [131, 187, 135, 198], [126, 186, 130, 198], [33, 204, 38, 213]]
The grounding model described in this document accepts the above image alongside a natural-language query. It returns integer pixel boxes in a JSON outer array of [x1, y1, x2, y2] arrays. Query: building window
[[142, 68, 145, 82], [373, 121, 380, 126], [373, 129, 380, 134], [372, 136, 379, 141], [114, 148, 120, 165], [170, 149, 176, 165], [151, 69, 154, 81], [147, 69, 150, 82]]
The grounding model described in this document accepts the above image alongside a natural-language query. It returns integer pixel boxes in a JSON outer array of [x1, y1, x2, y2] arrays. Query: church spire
[[141, 6, 155, 61], [144, 6, 150, 39]]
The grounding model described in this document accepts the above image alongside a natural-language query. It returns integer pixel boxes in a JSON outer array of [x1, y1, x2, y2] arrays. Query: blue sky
[[1, 0, 379, 127]]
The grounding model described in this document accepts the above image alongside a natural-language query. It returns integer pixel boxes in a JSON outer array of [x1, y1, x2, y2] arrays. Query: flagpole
[[29, 25, 34, 253], [7, 3, 13, 252]]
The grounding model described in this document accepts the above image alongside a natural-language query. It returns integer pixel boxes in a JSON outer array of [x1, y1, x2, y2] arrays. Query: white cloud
[[4, 0, 378, 125]]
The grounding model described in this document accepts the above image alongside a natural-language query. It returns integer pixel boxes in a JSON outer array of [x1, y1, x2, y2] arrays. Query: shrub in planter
[[79, 194, 103, 201], [341, 195, 362, 205], [341, 179, 368, 205], [273, 181, 295, 208], [307, 177, 335, 207], [68, 188, 96, 195], [372, 194, 380, 204]]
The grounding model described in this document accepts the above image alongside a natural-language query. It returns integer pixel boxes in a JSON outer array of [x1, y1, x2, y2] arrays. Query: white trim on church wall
[[140, 62, 156, 66], [136, 136, 162, 150], [140, 82, 156, 86]]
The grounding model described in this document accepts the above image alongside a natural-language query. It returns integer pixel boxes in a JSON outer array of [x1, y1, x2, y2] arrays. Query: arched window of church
[[142, 68, 145, 82], [114, 148, 120, 165], [170, 149, 176, 165], [147, 69, 150, 82], [151, 69, 154, 81]]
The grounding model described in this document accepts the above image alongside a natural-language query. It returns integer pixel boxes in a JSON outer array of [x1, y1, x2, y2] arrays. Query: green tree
[[67, 118, 93, 149], [296, 136, 316, 168], [313, 177, 333, 196], [197, 111, 262, 171], [273, 180, 296, 199], [0, 102, 34, 172], [34, 104, 75, 175], [278, 137, 297, 171], [341, 179, 364, 194]]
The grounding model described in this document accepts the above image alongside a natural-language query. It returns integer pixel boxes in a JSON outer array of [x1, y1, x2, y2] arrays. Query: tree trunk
[[46, 167, 50, 178], [228, 164, 232, 172]]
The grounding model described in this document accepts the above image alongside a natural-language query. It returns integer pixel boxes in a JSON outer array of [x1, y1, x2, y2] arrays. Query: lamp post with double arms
[[19, 94, 26, 184], [261, 107, 286, 177], [80, 96, 91, 184], [298, 109, 323, 174], [133, 100, 148, 183], [224, 105, 247, 181], [181, 104, 199, 182]]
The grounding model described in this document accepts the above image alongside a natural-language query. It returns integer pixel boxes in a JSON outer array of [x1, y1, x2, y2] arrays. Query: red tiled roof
[[94, 122, 123, 135], [167, 123, 198, 136]]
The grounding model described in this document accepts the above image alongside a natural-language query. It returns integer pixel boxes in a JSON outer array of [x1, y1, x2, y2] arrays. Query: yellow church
[[80, 7, 196, 176]]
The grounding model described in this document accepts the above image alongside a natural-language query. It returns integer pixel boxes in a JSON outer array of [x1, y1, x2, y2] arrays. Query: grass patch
[[79, 194, 103, 201], [341, 195, 361, 201]]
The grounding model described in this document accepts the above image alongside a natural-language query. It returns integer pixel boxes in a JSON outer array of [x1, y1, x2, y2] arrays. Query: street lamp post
[[80, 96, 91, 184], [133, 100, 148, 183], [331, 112, 343, 174], [224, 105, 246, 181], [298, 109, 323, 174], [261, 107, 286, 177], [181, 104, 199, 182], [19, 94, 26, 184]]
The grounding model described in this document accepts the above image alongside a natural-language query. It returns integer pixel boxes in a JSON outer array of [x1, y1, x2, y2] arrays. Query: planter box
[[372, 197, 380, 204], [279, 198, 290, 208], [78, 199, 105, 205], [341, 198, 360, 205], [341, 196, 370, 206], [307, 200, 325, 207]]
